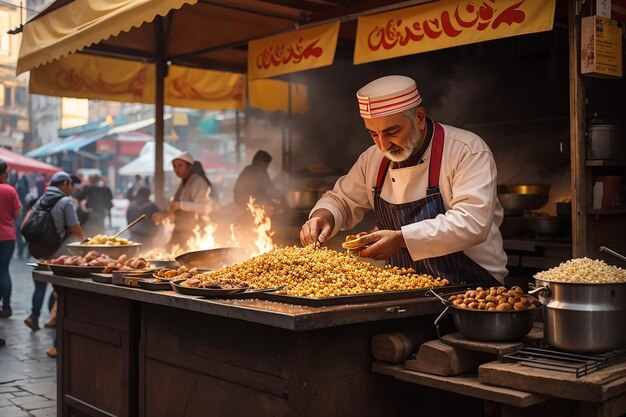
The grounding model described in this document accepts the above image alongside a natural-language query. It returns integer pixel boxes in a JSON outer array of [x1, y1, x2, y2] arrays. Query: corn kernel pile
[[192, 245, 448, 298], [535, 257, 626, 284]]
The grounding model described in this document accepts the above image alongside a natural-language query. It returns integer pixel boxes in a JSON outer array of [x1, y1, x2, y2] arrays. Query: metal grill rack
[[501, 344, 626, 378]]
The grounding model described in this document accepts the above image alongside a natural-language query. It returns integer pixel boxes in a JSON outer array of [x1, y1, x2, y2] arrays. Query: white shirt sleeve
[[310, 150, 376, 237]]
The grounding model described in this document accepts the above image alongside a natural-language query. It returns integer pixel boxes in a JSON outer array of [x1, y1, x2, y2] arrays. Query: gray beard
[[384, 127, 422, 162]]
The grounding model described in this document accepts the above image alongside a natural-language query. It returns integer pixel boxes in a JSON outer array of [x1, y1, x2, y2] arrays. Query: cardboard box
[[581, 15, 623, 78]]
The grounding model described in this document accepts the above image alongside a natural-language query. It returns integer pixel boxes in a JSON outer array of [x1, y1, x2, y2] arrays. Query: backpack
[[21, 194, 67, 258]]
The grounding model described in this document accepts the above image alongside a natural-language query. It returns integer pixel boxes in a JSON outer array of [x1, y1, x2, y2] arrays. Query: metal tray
[[48, 264, 105, 278], [170, 279, 248, 297], [91, 273, 113, 284], [138, 279, 172, 291], [256, 284, 472, 307]]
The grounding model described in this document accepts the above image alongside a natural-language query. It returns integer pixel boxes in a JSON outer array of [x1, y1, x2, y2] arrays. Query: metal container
[[284, 191, 320, 210], [497, 184, 550, 216], [66, 242, 142, 259], [587, 125, 623, 160], [524, 216, 566, 236], [432, 290, 542, 342], [530, 280, 626, 353]]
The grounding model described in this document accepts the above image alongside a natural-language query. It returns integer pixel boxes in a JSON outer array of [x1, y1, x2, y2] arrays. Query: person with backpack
[[21, 171, 85, 331], [0, 158, 21, 319]]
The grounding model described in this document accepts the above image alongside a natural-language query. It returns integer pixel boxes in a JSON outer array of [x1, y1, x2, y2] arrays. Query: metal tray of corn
[[257, 284, 471, 307]]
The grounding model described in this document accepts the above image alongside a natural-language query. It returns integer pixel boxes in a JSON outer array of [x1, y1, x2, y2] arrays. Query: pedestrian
[[300, 75, 507, 286], [14, 173, 29, 258], [22, 171, 85, 331], [233, 150, 282, 208], [78, 174, 113, 236], [152, 152, 211, 250], [0, 158, 22, 318], [125, 174, 145, 201], [126, 187, 159, 243]]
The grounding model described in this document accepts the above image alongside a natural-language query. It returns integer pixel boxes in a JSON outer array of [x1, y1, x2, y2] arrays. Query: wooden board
[[478, 361, 626, 402], [440, 323, 544, 355], [373, 362, 550, 408], [406, 339, 491, 376]]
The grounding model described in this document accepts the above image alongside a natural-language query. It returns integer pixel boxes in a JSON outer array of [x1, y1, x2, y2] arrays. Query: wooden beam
[[198, 0, 303, 21], [155, 16, 166, 208], [256, 0, 330, 13], [568, 0, 588, 257]]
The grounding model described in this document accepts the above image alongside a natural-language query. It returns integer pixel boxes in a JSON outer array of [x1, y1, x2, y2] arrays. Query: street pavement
[[0, 257, 57, 417], [0, 201, 128, 417]]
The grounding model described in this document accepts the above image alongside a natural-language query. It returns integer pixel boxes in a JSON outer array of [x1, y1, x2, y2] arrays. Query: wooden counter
[[36, 271, 454, 417]]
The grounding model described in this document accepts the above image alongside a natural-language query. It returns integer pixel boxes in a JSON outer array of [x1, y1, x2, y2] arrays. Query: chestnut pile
[[448, 286, 540, 312]]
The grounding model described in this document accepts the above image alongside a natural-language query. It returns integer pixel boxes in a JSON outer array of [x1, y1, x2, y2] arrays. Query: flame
[[141, 198, 276, 260], [246, 197, 276, 255]]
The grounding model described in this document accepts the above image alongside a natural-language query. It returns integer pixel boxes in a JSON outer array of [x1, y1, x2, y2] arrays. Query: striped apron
[[373, 121, 499, 286]]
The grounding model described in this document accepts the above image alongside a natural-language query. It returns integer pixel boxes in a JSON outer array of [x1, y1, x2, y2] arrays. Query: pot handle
[[433, 305, 451, 339], [528, 285, 551, 298]]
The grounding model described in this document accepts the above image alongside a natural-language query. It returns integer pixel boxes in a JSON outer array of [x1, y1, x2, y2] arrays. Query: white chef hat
[[172, 151, 194, 165], [356, 75, 422, 119]]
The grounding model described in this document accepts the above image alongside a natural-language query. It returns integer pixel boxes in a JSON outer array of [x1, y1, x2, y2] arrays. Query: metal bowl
[[450, 305, 542, 342], [284, 191, 320, 210], [497, 184, 551, 194], [175, 247, 250, 270], [66, 242, 142, 259], [524, 216, 566, 236], [498, 193, 549, 212]]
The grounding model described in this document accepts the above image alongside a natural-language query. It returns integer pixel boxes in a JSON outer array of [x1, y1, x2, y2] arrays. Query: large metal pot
[[530, 280, 626, 353]]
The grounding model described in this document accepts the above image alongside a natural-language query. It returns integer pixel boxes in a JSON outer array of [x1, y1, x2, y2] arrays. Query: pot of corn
[[531, 258, 626, 353]]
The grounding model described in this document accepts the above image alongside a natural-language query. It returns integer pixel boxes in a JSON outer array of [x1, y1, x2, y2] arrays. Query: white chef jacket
[[311, 122, 508, 282]]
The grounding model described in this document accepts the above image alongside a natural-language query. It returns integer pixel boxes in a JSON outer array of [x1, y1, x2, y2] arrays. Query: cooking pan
[[431, 290, 542, 342], [175, 247, 250, 270]]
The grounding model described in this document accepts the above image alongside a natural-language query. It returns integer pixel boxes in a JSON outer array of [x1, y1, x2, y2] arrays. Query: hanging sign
[[248, 21, 340, 80], [354, 0, 556, 65]]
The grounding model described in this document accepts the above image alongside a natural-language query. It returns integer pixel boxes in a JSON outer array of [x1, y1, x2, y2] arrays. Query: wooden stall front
[[35, 271, 479, 417]]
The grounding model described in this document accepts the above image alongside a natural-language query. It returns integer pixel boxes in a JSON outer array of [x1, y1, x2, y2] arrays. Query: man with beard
[[300, 75, 507, 286]]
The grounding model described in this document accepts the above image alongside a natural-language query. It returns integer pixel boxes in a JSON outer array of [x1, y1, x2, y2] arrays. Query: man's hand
[[300, 209, 335, 246], [169, 201, 181, 212], [152, 211, 172, 224], [357, 230, 407, 260]]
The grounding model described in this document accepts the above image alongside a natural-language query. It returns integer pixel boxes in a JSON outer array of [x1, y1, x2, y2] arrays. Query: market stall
[[33, 268, 452, 417]]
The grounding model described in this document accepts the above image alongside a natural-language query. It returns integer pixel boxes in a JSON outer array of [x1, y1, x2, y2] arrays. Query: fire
[[141, 198, 276, 260], [246, 197, 276, 255]]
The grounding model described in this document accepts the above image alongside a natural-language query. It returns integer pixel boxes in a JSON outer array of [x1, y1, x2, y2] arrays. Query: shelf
[[588, 208, 626, 215], [586, 160, 626, 167]]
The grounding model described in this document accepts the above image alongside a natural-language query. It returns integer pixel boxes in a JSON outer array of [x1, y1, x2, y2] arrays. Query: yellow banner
[[354, 0, 556, 65], [248, 79, 308, 114], [248, 21, 340, 80], [29, 55, 244, 110], [166, 66, 244, 110], [29, 54, 155, 103]]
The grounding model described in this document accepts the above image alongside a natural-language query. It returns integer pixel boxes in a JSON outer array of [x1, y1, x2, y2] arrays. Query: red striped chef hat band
[[356, 75, 422, 119]]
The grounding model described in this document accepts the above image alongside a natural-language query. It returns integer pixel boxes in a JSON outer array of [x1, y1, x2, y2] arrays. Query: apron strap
[[374, 157, 391, 192], [428, 122, 445, 189]]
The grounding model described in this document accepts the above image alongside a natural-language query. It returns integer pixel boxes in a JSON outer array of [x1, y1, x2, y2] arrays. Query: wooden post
[[155, 16, 166, 208], [568, 0, 587, 257]]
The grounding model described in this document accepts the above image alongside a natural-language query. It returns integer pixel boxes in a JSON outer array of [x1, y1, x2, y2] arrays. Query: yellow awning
[[17, 0, 197, 75], [29, 54, 245, 110]]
